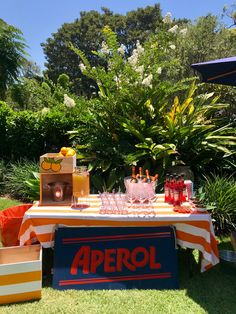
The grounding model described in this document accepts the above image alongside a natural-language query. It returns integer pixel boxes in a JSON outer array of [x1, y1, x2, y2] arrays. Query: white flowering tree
[[68, 25, 236, 191]]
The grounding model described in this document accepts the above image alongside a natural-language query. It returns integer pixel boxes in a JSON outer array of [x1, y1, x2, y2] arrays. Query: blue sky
[[1, 1, 233, 70]]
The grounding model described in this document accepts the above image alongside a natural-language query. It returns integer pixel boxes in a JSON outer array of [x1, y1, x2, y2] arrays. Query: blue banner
[[53, 226, 179, 290]]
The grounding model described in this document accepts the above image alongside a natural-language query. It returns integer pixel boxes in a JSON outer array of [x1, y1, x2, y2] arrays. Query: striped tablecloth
[[18, 194, 219, 272]]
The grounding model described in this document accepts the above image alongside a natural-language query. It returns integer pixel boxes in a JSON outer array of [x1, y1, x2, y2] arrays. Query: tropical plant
[[68, 25, 191, 190], [68, 26, 236, 191], [24, 171, 40, 201], [197, 174, 236, 237]]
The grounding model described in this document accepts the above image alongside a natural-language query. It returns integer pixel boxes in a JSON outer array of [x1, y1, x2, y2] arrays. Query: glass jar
[[72, 166, 90, 197]]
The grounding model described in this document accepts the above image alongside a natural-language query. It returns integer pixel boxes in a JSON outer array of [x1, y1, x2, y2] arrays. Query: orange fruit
[[51, 163, 61, 172], [57, 152, 64, 157], [60, 147, 69, 156], [66, 148, 76, 156], [41, 161, 51, 171]]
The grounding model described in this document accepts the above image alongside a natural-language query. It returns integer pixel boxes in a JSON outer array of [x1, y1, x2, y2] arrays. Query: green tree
[[159, 14, 236, 126], [42, 8, 125, 96], [20, 59, 42, 79], [0, 19, 27, 99], [42, 5, 165, 96], [163, 14, 236, 80], [222, 3, 236, 27], [6, 73, 73, 111]]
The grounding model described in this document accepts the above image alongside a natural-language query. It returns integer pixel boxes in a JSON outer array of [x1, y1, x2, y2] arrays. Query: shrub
[[197, 174, 236, 237], [0, 101, 86, 161], [4, 159, 39, 201]]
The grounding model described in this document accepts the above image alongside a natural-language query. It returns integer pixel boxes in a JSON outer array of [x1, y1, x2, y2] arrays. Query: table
[[18, 195, 219, 272]]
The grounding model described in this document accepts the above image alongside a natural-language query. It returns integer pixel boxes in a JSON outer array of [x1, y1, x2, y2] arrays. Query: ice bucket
[[124, 176, 156, 200]]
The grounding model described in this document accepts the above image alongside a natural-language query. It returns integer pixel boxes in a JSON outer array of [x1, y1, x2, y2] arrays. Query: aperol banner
[[53, 226, 179, 290]]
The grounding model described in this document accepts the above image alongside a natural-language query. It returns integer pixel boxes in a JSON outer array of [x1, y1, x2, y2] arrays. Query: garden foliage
[[197, 174, 236, 236], [0, 99, 87, 160], [68, 26, 236, 191], [0, 8, 236, 200]]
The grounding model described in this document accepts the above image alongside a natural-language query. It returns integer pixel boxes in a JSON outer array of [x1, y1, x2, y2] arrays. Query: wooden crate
[[40, 173, 72, 206], [0, 244, 42, 305], [40, 153, 76, 174]]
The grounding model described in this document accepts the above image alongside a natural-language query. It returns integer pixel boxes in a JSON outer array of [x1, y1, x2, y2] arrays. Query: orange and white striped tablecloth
[[18, 194, 219, 272]]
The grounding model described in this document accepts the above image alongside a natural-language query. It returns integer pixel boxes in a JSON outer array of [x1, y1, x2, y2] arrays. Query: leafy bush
[[0, 101, 87, 161], [6, 74, 73, 111], [4, 159, 39, 201], [197, 174, 236, 237]]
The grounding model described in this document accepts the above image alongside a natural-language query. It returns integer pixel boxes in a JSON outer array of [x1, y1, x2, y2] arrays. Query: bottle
[[164, 174, 170, 203], [130, 166, 138, 183], [173, 175, 180, 206], [145, 169, 151, 183], [169, 175, 174, 204], [152, 173, 159, 182], [138, 167, 144, 181], [179, 174, 186, 202]]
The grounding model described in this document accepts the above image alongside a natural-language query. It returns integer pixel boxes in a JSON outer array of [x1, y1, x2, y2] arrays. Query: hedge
[[0, 101, 82, 161]]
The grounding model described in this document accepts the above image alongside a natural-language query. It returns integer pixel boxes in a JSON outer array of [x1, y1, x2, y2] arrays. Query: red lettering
[[70, 246, 90, 275], [70, 245, 161, 275], [90, 250, 104, 273], [130, 247, 149, 268], [149, 246, 161, 269], [104, 249, 116, 272], [116, 248, 136, 272]]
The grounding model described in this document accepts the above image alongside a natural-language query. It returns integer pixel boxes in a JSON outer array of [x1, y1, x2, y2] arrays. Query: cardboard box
[[40, 173, 72, 206], [0, 244, 42, 305], [40, 153, 76, 174]]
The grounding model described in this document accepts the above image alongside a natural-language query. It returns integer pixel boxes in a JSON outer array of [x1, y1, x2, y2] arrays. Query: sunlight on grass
[[1, 244, 235, 314], [0, 198, 235, 314], [0, 198, 21, 211]]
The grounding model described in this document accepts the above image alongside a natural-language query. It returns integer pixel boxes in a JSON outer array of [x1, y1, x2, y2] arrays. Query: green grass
[[0, 197, 21, 211], [0, 199, 236, 314]]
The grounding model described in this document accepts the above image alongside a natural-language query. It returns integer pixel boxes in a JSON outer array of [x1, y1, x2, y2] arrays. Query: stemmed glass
[[147, 192, 156, 216], [99, 191, 109, 214], [137, 191, 147, 215], [126, 193, 136, 213]]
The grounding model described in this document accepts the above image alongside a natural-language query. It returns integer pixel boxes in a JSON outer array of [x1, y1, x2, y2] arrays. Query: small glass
[[72, 166, 90, 209]]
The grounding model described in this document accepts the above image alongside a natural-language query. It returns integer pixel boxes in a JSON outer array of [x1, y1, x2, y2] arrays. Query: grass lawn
[[0, 198, 236, 314], [0, 197, 21, 210]]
